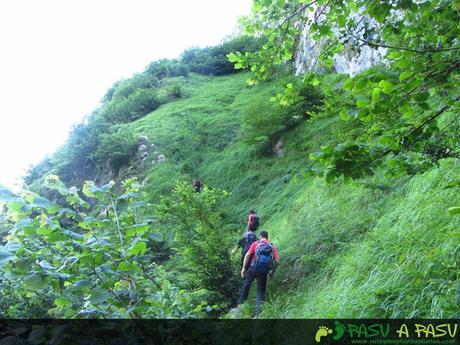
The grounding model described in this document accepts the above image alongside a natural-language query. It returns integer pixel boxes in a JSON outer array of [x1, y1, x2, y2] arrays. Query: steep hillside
[[2, 68, 458, 318], [2, 0, 459, 321], [98, 72, 459, 318]]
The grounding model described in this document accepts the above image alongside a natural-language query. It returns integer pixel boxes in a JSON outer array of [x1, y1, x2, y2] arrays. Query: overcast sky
[[0, 0, 252, 190]]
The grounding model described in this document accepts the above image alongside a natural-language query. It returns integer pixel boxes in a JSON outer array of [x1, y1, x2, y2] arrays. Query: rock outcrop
[[294, 5, 386, 76]]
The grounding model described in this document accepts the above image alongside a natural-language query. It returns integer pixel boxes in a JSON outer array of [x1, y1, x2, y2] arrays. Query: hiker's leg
[[255, 272, 268, 314], [237, 271, 256, 305]]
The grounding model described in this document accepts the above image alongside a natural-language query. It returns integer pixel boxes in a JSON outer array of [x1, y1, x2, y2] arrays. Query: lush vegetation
[[230, 0, 460, 181], [1, 0, 459, 319], [0, 176, 235, 317]]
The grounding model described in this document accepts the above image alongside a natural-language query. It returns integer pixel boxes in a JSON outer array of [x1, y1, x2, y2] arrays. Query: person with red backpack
[[246, 209, 260, 232], [237, 230, 279, 315]]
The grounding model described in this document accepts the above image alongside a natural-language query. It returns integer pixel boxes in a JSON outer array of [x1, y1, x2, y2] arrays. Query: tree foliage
[[0, 177, 215, 318], [181, 36, 265, 76], [157, 182, 239, 311], [230, 0, 460, 181]]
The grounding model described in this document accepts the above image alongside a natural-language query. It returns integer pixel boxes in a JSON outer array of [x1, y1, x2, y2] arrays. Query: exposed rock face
[[137, 135, 150, 146], [294, 5, 386, 76], [274, 138, 285, 157], [157, 154, 167, 163], [138, 144, 148, 153]]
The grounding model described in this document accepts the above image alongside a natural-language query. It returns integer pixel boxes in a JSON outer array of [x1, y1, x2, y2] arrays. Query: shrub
[[100, 88, 162, 123], [181, 36, 265, 76], [93, 126, 137, 172], [157, 182, 239, 311], [144, 59, 188, 79], [160, 78, 185, 99], [112, 73, 159, 100], [24, 157, 53, 186], [102, 73, 159, 103], [0, 177, 209, 318], [242, 79, 323, 153], [52, 116, 110, 185]]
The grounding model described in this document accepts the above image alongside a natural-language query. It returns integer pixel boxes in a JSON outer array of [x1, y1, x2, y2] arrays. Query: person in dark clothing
[[193, 179, 202, 193], [232, 229, 258, 267], [237, 230, 279, 315]]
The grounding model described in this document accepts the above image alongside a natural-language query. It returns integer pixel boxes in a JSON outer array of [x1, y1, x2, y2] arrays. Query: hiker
[[237, 230, 279, 314], [232, 228, 258, 267], [193, 179, 202, 193], [245, 209, 259, 231]]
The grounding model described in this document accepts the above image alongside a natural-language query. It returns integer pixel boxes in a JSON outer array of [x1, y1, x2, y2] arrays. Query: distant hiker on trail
[[193, 179, 202, 193], [232, 228, 258, 267], [236, 230, 279, 315], [245, 209, 259, 232]]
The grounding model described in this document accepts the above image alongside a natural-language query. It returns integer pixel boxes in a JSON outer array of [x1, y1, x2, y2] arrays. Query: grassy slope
[[121, 72, 459, 318]]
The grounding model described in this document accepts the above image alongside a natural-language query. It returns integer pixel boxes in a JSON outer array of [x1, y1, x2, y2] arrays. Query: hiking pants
[[237, 270, 268, 312]]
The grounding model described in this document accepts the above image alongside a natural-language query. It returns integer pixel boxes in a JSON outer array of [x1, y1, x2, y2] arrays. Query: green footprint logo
[[333, 321, 346, 340], [315, 326, 333, 343]]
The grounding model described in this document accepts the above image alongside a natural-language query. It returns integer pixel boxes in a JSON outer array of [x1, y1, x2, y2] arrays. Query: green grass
[[259, 160, 459, 318], [118, 72, 459, 318]]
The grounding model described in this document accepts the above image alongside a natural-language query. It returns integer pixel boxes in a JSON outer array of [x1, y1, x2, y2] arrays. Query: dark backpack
[[249, 215, 260, 231], [241, 232, 257, 256], [251, 241, 274, 273], [193, 180, 202, 192]]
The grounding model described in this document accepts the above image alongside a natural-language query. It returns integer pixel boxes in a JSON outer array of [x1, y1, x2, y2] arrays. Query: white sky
[[0, 0, 252, 189]]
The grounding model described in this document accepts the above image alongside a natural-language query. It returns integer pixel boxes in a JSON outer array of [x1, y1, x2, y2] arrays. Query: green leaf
[[372, 88, 382, 102], [24, 273, 47, 291], [127, 241, 148, 256], [119, 261, 140, 272], [395, 58, 411, 68], [148, 233, 162, 242], [399, 103, 415, 118], [354, 78, 368, 91], [282, 50, 293, 60], [66, 188, 90, 208], [73, 280, 92, 290], [44, 175, 69, 195], [36, 260, 55, 270], [14, 217, 33, 232], [89, 289, 111, 304], [0, 250, 15, 264], [54, 297, 72, 308], [33, 196, 59, 212], [101, 181, 115, 192], [378, 80, 394, 94], [399, 71, 413, 82], [36, 227, 53, 236], [453, 0, 460, 10], [448, 206, 460, 216], [82, 181, 108, 200], [343, 78, 353, 91], [356, 95, 370, 108], [414, 91, 430, 102], [0, 188, 23, 203], [126, 224, 149, 237], [444, 180, 460, 189]]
